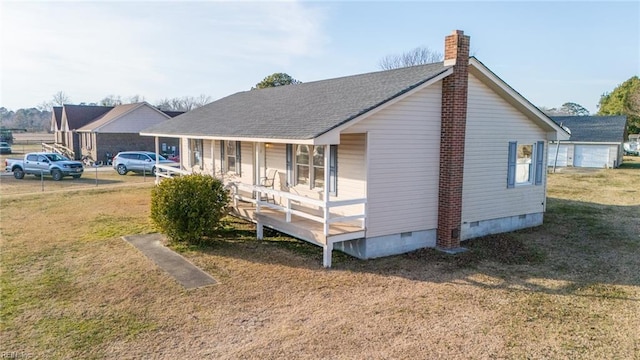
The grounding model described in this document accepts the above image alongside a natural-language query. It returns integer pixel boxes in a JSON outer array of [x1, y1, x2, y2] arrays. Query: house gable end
[[98, 104, 172, 133], [469, 58, 569, 141]]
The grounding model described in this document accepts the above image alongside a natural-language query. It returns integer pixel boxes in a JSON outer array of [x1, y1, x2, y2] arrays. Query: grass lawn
[[1, 159, 639, 358]]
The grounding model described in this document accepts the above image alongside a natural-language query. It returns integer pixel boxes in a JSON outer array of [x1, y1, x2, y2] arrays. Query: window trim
[[190, 139, 203, 168], [507, 141, 544, 188], [516, 143, 534, 185], [289, 144, 337, 194], [221, 140, 241, 175]]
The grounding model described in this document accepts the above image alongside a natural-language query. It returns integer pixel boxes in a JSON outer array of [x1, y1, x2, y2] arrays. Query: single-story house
[[76, 102, 182, 164], [53, 103, 181, 162], [548, 115, 627, 168], [141, 30, 569, 267], [58, 104, 113, 159]]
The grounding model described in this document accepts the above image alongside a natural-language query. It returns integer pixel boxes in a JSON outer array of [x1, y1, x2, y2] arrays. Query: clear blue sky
[[1, 1, 638, 114]]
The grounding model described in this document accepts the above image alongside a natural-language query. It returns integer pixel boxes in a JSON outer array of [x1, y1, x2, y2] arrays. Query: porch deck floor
[[232, 201, 363, 246]]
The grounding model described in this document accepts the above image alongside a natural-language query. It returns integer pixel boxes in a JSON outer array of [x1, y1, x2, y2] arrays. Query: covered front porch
[[151, 135, 368, 267]]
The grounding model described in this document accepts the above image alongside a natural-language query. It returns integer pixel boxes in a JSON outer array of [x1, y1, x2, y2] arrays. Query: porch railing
[[42, 143, 74, 159], [152, 167, 366, 237], [229, 182, 366, 237], [155, 164, 190, 180]]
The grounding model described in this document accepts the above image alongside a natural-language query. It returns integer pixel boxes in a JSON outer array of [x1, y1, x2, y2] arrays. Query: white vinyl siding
[[547, 143, 570, 167], [463, 74, 547, 223], [100, 105, 168, 133], [239, 142, 253, 184], [199, 140, 215, 174], [345, 83, 442, 238], [263, 135, 366, 217], [265, 143, 287, 190]]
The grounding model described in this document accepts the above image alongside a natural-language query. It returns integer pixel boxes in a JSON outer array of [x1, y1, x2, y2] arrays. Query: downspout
[[552, 122, 564, 173], [553, 140, 560, 173]]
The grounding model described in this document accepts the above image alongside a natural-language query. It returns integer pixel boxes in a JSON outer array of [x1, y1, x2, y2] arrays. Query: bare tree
[[52, 91, 71, 106], [126, 94, 144, 104], [378, 46, 443, 70], [155, 95, 212, 111], [99, 95, 123, 106]]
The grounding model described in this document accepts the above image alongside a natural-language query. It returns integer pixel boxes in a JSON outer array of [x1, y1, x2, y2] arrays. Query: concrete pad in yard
[[123, 233, 217, 289]]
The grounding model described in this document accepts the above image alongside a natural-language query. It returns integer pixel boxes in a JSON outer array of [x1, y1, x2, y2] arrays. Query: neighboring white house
[[141, 30, 569, 267], [548, 115, 627, 168]]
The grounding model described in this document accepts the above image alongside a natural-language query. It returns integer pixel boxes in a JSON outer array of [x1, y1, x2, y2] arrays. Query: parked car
[[112, 151, 179, 175], [5, 152, 83, 180], [0, 142, 11, 154], [623, 141, 639, 156]]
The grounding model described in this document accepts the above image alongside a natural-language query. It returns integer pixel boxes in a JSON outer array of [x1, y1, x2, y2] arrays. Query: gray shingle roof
[[63, 105, 113, 130], [550, 116, 627, 143], [142, 62, 450, 140], [52, 107, 63, 128]]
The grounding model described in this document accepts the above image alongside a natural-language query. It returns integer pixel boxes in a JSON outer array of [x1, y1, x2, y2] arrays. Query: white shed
[[549, 116, 627, 168]]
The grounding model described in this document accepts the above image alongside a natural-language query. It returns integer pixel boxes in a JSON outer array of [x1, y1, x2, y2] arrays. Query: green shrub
[[150, 174, 230, 244]]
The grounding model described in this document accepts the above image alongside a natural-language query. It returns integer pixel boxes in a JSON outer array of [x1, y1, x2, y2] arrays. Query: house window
[[508, 141, 545, 188], [296, 145, 310, 185], [190, 139, 203, 168], [221, 140, 241, 175], [313, 146, 324, 189], [516, 144, 533, 184], [292, 144, 337, 193], [227, 141, 236, 173]]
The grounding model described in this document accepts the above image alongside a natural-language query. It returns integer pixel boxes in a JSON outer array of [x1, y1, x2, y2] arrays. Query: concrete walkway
[[123, 234, 217, 289]]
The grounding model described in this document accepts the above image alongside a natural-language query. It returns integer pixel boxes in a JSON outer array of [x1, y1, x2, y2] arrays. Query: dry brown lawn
[[1, 157, 639, 359]]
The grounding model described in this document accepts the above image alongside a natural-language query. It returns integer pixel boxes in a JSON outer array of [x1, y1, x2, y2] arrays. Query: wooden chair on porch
[[260, 169, 278, 203]]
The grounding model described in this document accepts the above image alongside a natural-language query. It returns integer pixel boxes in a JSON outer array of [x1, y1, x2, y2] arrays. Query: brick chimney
[[437, 30, 470, 250]]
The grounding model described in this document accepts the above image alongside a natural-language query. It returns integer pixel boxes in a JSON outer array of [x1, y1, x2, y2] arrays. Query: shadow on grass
[[165, 197, 640, 301]]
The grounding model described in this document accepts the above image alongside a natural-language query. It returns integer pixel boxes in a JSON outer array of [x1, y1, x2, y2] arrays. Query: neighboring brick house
[[59, 105, 114, 159], [53, 102, 181, 162], [142, 30, 570, 267]]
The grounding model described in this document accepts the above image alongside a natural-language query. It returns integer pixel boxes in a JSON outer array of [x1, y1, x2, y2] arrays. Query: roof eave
[[139, 132, 317, 145]]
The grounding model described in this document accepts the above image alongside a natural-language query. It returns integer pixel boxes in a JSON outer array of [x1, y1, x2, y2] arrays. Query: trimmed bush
[[150, 174, 230, 244]]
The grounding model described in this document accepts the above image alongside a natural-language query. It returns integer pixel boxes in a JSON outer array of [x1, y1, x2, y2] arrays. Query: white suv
[[112, 151, 178, 175]]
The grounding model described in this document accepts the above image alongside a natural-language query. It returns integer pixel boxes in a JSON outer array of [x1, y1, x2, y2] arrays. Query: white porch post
[[255, 142, 262, 201], [323, 241, 333, 268], [211, 140, 215, 176], [255, 143, 261, 185], [257, 222, 264, 240], [154, 136, 160, 183], [178, 138, 183, 171], [323, 144, 330, 236]]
